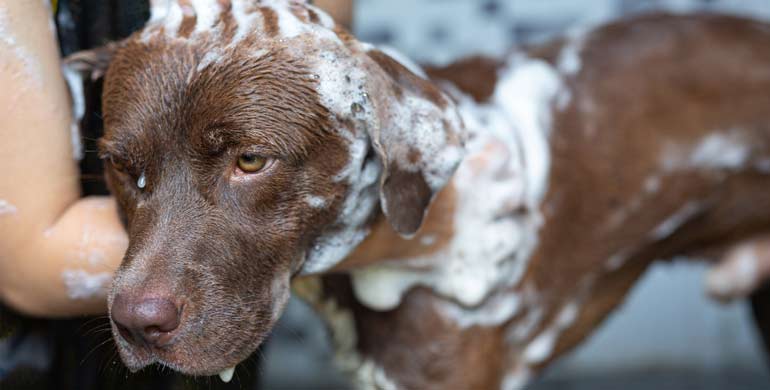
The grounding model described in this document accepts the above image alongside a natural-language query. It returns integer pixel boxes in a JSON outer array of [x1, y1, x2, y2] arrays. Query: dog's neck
[[324, 53, 567, 311]]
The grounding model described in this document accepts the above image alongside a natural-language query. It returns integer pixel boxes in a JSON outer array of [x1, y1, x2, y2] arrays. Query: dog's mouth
[[110, 312, 273, 382], [109, 276, 292, 382]]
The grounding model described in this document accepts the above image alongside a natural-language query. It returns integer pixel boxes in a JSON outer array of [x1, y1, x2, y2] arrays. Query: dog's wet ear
[[63, 43, 118, 81], [364, 49, 465, 238]]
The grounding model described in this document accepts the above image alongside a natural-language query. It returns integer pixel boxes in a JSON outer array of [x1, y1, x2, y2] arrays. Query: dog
[[65, 0, 770, 388]]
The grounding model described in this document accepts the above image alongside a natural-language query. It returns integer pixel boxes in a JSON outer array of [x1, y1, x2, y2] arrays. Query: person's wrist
[[0, 283, 47, 318]]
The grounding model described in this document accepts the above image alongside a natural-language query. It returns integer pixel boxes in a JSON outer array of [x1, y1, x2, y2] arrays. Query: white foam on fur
[[662, 131, 751, 172], [377, 45, 428, 78], [189, 0, 220, 34], [437, 290, 521, 328], [349, 52, 562, 312], [301, 53, 382, 273], [523, 302, 579, 364], [61, 64, 85, 160], [495, 55, 562, 206], [650, 201, 703, 240], [501, 366, 531, 390], [706, 243, 760, 300], [230, 0, 261, 45], [305, 195, 329, 209], [299, 15, 464, 272], [690, 132, 751, 169], [508, 303, 544, 343], [557, 26, 590, 76], [292, 277, 400, 389]]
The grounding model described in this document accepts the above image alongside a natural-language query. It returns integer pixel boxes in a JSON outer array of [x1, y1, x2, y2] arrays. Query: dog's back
[[316, 13, 770, 389]]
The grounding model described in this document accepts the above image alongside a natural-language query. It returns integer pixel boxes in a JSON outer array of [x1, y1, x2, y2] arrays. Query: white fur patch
[[61, 269, 112, 300]]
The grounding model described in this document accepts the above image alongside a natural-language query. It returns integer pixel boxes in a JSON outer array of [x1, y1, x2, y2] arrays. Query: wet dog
[[66, 1, 770, 388]]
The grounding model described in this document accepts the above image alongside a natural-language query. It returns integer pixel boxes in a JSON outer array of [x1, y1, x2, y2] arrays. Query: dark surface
[[751, 282, 770, 371], [58, 0, 150, 196], [532, 370, 770, 390]]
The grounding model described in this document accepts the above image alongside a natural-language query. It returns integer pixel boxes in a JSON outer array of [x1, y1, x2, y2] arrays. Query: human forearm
[[0, 1, 126, 317], [2, 197, 127, 317]]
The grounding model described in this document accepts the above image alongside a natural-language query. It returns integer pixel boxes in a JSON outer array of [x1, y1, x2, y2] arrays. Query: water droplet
[[351, 102, 364, 114], [137, 173, 146, 189]]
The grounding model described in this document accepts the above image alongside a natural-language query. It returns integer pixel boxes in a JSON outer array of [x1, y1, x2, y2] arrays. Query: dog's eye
[[109, 156, 125, 172], [237, 153, 267, 173]]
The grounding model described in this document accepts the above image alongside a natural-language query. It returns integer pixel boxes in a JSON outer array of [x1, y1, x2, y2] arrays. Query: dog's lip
[[113, 326, 255, 376], [121, 349, 245, 377]]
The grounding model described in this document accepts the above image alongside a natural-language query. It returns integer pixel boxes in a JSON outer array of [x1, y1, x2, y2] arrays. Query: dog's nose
[[111, 294, 181, 348]]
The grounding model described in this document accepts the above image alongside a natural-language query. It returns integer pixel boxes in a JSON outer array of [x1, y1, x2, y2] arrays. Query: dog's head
[[67, 0, 464, 377]]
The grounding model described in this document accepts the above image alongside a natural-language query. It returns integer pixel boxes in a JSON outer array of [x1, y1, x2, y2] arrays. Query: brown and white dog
[[65, 0, 770, 388]]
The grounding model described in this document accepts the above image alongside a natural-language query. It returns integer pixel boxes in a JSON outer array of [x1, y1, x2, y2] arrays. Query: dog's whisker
[[80, 336, 117, 367], [77, 315, 110, 331]]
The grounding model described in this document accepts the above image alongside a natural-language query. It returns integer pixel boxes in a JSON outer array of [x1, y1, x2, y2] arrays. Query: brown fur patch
[[259, 6, 280, 37], [177, 0, 197, 38], [425, 56, 503, 103], [367, 50, 448, 109]]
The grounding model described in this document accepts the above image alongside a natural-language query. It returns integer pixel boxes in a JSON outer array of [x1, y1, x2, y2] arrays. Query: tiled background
[[354, 0, 770, 64], [262, 0, 770, 388]]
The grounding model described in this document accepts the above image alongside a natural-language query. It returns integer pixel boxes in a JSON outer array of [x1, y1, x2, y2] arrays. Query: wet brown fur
[[66, 6, 770, 388]]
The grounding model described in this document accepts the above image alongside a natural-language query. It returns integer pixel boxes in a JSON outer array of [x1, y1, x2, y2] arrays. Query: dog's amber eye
[[237, 153, 267, 173]]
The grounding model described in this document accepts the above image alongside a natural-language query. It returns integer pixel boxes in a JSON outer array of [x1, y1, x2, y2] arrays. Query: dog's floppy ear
[[62, 43, 118, 81], [364, 49, 465, 238]]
